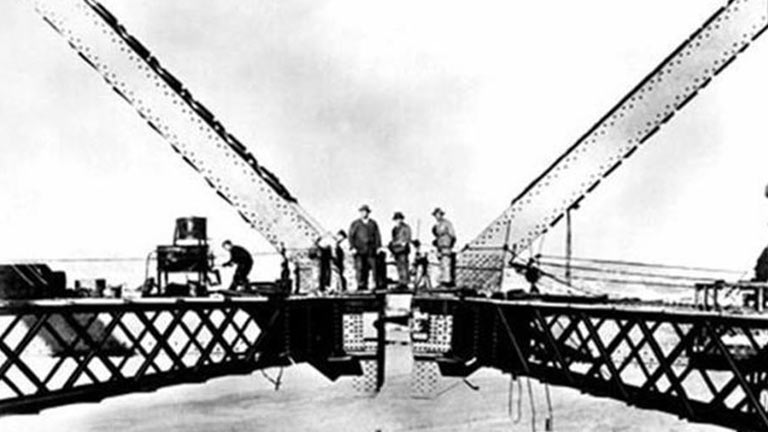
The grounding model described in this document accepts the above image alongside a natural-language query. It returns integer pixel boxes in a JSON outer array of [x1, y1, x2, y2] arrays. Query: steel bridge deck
[[4, 293, 768, 430], [412, 295, 768, 431], [0, 295, 384, 415]]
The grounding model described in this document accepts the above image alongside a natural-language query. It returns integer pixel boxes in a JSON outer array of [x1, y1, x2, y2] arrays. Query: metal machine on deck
[[155, 217, 216, 296]]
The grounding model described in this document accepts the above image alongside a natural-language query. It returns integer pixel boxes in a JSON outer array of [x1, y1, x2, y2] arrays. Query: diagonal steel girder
[[458, 0, 768, 290]]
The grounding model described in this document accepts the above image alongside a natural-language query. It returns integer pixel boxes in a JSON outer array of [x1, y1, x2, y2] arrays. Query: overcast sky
[[1, 0, 767, 283]]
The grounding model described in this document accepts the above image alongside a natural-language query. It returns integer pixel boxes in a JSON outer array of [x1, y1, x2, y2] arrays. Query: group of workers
[[345, 204, 456, 291], [210, 183, 768, 295], [220, 204, 457, 292]]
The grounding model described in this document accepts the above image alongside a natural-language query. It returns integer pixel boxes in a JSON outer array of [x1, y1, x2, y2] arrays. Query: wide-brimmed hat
[[392, 211, 405, 220], [432, 207, 445, 216], [359, 204, 371, 213]]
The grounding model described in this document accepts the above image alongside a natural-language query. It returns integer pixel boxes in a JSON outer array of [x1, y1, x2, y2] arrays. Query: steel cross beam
[[412, 296, 768, 431], [0, 295, 384, 415]]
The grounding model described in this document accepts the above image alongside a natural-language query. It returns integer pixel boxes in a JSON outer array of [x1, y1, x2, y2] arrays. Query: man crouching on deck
[[222, 240, 253, 291]]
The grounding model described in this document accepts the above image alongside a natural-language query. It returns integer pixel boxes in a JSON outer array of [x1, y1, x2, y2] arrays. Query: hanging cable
[[538, 260, 737, 284], [260, 366, 284, 390], [540, 254, 745, 275], [527, 377, 537, 432], [463, 378, 480, 391], [508, 374, 523, 424], [544, 383, 554, 431], [534, 264, 600, 296], [508, 375, 514, 420], [434, 377, 480, 398]]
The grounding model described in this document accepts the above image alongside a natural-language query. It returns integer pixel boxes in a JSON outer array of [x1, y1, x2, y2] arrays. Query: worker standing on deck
[[431, 208, 456, 287], [349, 205, 381, 291], [525, 257, 542, 294], [412, 240, 431, 291], [221, 240, 253, 291], [334, 230, 348, 292], [311, 236, 333, 293], [389, 212, 412, 290]]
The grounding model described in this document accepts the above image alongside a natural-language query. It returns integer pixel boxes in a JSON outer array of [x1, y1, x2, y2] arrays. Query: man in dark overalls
[[222, 240, 253, 291]]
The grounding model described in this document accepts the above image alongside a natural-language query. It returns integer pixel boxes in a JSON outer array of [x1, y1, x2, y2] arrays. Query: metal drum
[[174, 217, 207, 242]]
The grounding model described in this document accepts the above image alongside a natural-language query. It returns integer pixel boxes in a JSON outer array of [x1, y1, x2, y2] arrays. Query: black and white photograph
[[1, 1, 768, 430]]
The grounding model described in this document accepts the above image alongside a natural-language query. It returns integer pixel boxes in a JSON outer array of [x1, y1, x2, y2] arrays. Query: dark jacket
[[224, 245, 253, 268], [389, 223, 412, 255], [432, 219, 456, 250], [349, 218, 381, 256]]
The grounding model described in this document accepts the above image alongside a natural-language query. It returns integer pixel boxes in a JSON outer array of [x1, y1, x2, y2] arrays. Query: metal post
[[565, 209, 573, 285], [694, 284, 700, 309], [500, 219, 513, 288]]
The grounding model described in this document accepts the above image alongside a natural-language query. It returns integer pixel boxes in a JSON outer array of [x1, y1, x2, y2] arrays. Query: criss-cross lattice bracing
[[412, 297, 768, 431], [457, 0, 768, 291], [0, 296, 383, 414]]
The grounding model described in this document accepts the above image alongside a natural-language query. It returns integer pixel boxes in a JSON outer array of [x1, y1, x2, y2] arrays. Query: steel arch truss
[[412, 297, 768, 431], [0, 296, 383, 414]]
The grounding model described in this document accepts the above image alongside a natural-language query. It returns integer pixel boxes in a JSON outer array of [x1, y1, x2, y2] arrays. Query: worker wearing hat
[[388, 211, 412, 290], [348, 204, 382, 291], [432, 207, 456, 287], [333, 229, 348, 292]]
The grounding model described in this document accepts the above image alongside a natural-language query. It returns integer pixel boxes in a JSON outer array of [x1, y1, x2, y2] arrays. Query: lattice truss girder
[[28, 0, 326, 258], [0, 297, 381, 414], [457, 0, 768, 290], [412, 297, 768, 431], [528, 308, 768, 423]]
